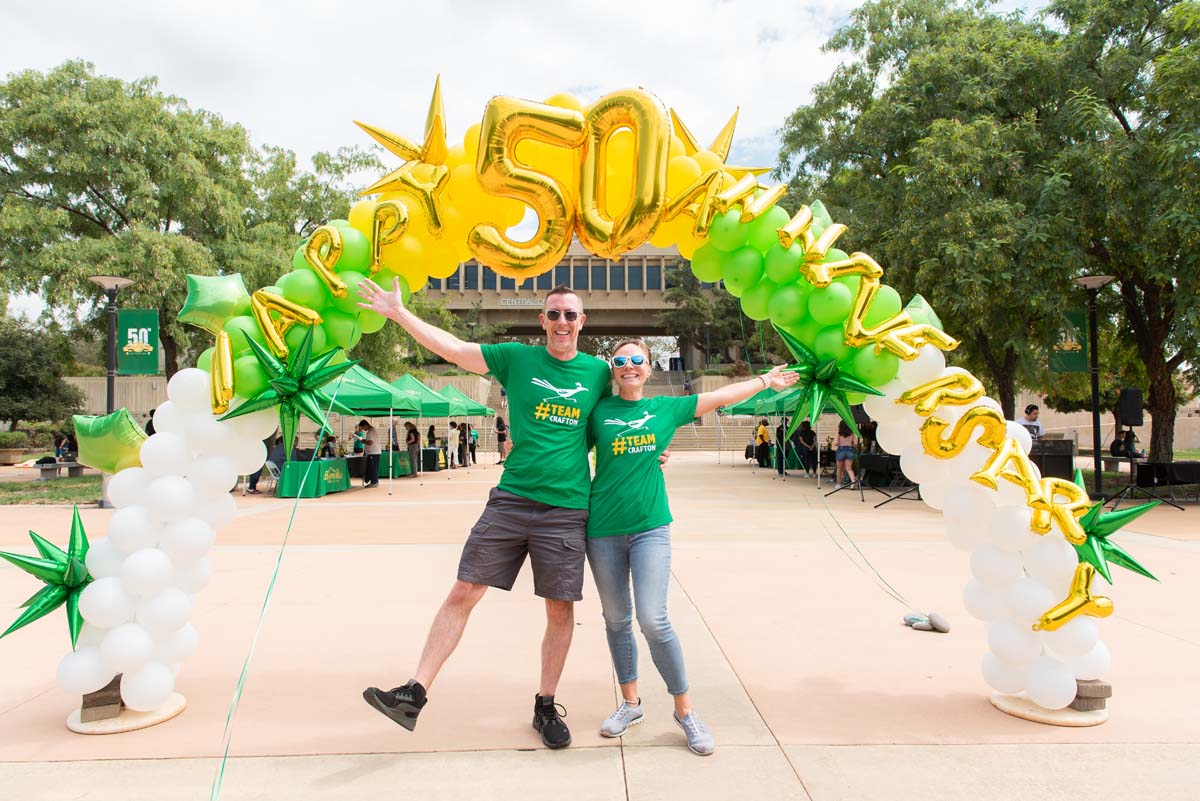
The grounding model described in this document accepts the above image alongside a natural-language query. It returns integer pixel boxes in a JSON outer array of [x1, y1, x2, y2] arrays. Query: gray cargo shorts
[[457, 488, 589, 601]]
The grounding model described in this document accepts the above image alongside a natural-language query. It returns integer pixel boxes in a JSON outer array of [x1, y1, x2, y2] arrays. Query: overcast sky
[[1, 0, 1044, 320]]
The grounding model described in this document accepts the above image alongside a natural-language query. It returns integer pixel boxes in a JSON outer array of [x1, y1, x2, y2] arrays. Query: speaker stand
[[1107, 446, 1183, 511]]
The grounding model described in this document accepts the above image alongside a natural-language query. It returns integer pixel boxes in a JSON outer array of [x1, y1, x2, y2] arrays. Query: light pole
[[704, 321, 711, 369], [1072, 274, 1115, 499], [89, 275, 135, 509]]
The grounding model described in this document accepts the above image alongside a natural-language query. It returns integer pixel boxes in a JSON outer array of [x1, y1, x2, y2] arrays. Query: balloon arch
[[4, 80, 1155, 718]]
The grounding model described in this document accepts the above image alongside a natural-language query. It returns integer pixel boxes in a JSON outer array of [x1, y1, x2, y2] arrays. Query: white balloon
[[120, 661, 176, 712], [56, 647, 114, 695], [971, 546, 1023, 589], [139, 432, 192, 479], [920, 480, 947, 511], [107, 467, 149, 509], [1004, 577, 1058, 624], [187, 418, 237, 458], [187, 455, 238, 496], [150, 400, 187, 434], [194, 492, 237, 530], [159, 518, 216, 563], [229, 437, 267, 476], [987, 619, 1042, 665], [135, 588, 193, 635], [84, 537, 125, 580], [1043, 616, 1100, 659], [988, 505, 1034, 553], [963, 578, 1006, 622], [981, 651, 1026, 694], [945, 518, 987, 552], [107, 506, 158, 553], [895, 346, 946, 388], [224, 406, 281, 441], [120, 548, 174, 598], [1006, 421, 1033, 454], [1025, 655, 1077, 710], [167, 368, 212, 413], [943, 481, 998, 520], [1066, 641, 1111, 681], [899, 451, 942, 485], [992, 479, 1032, 509], [78, 577, 134, 628], [76, 622, 108, 647], [153, 623, 199, 664], [1022, 535, 1079, 589], [145, 476, 197, 525], [99, 622, 155, 674], [876, 422, 921, 457], [172, 557, 214, 594]]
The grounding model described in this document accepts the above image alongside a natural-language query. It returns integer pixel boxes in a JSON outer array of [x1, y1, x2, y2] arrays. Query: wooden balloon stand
[[990, 679, 1111, 727], [65, 675, 186, 735]]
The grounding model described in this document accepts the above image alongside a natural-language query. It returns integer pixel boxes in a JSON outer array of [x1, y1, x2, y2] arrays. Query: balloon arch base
[[66, 693, 187, 735], [989, 691, 1108, 728]]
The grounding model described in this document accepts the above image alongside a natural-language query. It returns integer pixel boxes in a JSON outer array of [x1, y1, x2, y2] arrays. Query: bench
[[37, 462, 85, 481]]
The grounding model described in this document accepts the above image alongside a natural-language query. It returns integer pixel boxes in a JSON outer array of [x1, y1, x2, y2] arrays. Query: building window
[[628, 265, 643, 290], [609, 265, 625, 290], [537, 271, 552, 290], [647, 265, 661, 290], [519, 277, 534, 291], [573, 265, 588, 290], [501, 276, 515, 290], [446, 270, 460, 291], [555, 265, 570, 288], [428, 277, 442, 290], [464, 263, 479, 290], [483, 267, 497, 290], [591, 265, 606, 291]]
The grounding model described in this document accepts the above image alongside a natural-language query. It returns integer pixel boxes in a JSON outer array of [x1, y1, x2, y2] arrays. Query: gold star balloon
[[669, 107, 770, 177], [0, 506, 92, 648]]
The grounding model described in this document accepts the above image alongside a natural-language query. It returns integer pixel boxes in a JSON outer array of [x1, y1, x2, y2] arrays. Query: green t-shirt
[[481, 342, 611, 509], [587, 394, 699, 537]]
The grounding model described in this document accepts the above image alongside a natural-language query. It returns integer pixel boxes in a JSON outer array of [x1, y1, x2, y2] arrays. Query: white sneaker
[[674, 710, 715, 755], [599, 699, 643, 737]]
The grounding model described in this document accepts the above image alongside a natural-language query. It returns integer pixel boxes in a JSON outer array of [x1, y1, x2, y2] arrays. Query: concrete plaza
[[1, 452, 1196, 801]]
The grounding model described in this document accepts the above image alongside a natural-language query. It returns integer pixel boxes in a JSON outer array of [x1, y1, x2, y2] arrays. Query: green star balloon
[[73, 409, 147, 474], [177, 273, 253, 335], [219, 326, 358, 462], [0, 506, 93, 648], [774, 323, 883, 439], [1070, 469, 1158, 583]]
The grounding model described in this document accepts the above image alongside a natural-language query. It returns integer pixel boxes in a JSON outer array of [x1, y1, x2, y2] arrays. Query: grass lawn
[[0, 475, 102, 505], [1175, 448, 1200, 461]]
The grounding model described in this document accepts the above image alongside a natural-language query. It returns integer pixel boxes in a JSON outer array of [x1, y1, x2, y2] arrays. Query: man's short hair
[[358, 419, 370, 428], [1025, 404, 1039, 415], [543, 285, 581, 310]]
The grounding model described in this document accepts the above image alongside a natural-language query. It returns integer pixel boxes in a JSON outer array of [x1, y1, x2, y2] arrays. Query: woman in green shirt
[[586, 339, 796, 755]]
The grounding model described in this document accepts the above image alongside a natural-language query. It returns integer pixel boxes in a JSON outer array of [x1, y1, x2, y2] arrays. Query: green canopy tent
[[720, 387, 837, 483], [437, 385, 495, 416], [327, 365, 423, 494], [389, 374, 452, 417]]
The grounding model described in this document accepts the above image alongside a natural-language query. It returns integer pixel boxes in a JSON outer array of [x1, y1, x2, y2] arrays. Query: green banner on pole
[[1050, 309, 1088, 373], [117, 309, 160, 375]]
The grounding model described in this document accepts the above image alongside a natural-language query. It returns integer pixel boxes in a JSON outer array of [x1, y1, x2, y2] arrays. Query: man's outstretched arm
[[357, 277, 488, 375]]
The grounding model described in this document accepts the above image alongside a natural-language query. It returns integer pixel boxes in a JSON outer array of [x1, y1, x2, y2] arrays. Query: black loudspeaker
[[1118, 387, 1144, 427]]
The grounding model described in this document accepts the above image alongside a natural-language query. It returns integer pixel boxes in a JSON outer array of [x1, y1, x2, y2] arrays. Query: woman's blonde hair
[[611, 338, 652, 360]]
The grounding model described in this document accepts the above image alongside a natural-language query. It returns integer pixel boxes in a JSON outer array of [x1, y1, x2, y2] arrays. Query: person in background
[[320, 435, 337, 458], [468, 423, 478, 464], [775, 419, 787, 475], [834, 421, 858, 486], [353, 428, 366, 456], [459, 422, 471, 466], [1111, 429, 1145, 459], [754, 419, 771, 468], [499, 386, 507, 409], [494, 416, 509, 463], [447, 421, 461, 469], [144, 409, 156, 436], [53, 432, 67, 459], [427, 423, 437, 448], [391, 420, 401, 451], [359, 420, 381, 487], [860, 420, 878, 455], [797, 420, 817, 478], [1020, 404, 1044, 440], [404, 421, 421, 476]]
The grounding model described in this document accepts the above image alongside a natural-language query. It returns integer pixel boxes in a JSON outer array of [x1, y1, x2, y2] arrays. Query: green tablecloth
[[277, 458, 351, 498], [381, 451, 413, 478]]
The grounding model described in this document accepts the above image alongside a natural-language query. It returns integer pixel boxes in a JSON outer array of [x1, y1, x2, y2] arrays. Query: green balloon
[[233, 354, 271, 399], [905, 294, 944, 330], [284, 323, 327, 354], [834, 274, 861, 297], [196, 347, 214, 371], [740, 279, 776, 321], [708, 209, 748, 252], [807, 282, 854, 325], [863, 284, 903, 328], [73, 410, 147, 474], [278, 270, 331, 311], [359, 309, 388, 334], [323, 310, 364, 350], [328, 218, 351, 227], [327, 349, 349, 365], [720, 247, 764, 297], [838, 344, 864, 370], [224, 315, 268, 353], [764, 243, 804, 285], [822, 247, 848, 263], [177, 273, 252, 335], [845, 391, 868, 406], [690, 244, 723, 282], [778, 316, 823, 350], [814, 325, 850, 363], [260, 285, 282, 296], [333, 271, 370, 314], [852, 346, 900, 387], [767, 282, 809, 327], [746, 205, 791, 253], [292, 245, 309, 272], [333, 227, 371, 272]]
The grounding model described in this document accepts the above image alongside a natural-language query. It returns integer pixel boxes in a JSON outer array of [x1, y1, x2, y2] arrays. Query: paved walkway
[[0, 453, 1196, 800]]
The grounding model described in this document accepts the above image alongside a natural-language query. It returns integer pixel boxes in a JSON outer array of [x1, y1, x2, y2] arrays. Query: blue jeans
[[586, 526, 688, 696]]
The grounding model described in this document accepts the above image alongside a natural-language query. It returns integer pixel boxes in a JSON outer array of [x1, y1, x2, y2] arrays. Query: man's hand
[[763, 364, 800, 391], [658, 447, 671, 467], [357, 277, 406, 320]]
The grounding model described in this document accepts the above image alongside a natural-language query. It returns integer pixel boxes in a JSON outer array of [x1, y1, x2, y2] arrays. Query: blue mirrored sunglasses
[[611, 354, 646, 367]]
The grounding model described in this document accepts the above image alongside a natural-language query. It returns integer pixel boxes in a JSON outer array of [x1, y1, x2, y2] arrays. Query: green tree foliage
[[0, 318, 84, 430], [657, 264, 745, 367]]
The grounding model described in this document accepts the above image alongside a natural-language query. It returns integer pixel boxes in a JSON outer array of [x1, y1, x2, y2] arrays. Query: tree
[[657, 264, 745, 367], [0, 318, 85, 430]]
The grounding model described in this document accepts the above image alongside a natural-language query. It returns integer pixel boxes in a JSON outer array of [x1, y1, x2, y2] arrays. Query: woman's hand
[[763, 365, 800, 391], [357, 277, 406, 320]]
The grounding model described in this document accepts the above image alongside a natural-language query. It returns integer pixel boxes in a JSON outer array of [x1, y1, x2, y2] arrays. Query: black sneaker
[[532, 694, 571, 748], [363, 680, 427, 731]]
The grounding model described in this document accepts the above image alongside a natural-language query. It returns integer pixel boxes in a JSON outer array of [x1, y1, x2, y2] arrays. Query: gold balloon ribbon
[[661, 169, 724, 236], [740, 183, 788, 223], [920, 407, 1007, 459], [971, 438, 1050, 512], [249, 290, 322, 359], [1033, 563, 1113, 631], [712, 174, 758, 214], [577, 89, 671, 259], [370, 200, 409, 275], [304, 225, 348, 298], [210, 331, 235, 414], [899, 373, 986, 416], [1031, 478, 1090, 544]]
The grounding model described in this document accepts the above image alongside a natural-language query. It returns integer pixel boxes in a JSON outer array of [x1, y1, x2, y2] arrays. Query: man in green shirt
[[355, 279, 609, 749]]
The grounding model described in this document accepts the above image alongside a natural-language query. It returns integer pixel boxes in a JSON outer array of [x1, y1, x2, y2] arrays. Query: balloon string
[[209, 379, 347, 801]]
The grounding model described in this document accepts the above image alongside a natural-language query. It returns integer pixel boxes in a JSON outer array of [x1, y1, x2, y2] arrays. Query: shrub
[[0, 432, 30, 449]]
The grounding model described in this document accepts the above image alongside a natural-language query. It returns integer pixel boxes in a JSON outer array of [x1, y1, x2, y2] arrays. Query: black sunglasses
[[545, 309, 581, 321]]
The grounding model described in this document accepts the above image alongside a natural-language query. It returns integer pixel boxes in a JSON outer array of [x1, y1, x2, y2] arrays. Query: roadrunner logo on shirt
[[604, 412, 658, 455], [531, 377, 587, 426]]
